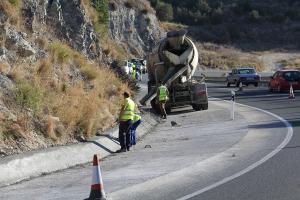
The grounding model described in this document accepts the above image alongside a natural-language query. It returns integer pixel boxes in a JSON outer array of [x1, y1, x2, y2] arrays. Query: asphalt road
[[189, 83, 300, 200], [0, 80, 294, 200]]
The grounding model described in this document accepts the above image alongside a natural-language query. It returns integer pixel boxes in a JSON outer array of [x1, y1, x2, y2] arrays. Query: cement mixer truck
[[140, 30, 208, 113]]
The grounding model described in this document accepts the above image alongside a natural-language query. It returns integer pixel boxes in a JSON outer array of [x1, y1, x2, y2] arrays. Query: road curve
[[189, 83, 299, 200]]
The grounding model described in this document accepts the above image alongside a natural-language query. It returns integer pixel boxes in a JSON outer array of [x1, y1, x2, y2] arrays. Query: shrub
[[49, 42, 73, 64], [156, 1, 173, 21], [249, 10, 260, 23], [91, 0, 109, 24], [80, 64, 99, 81], [37, 59, 52, 76], [15, 80, 44, 113]]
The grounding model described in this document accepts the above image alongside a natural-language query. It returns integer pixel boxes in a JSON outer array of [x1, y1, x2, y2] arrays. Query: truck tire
[[192, 104, 202, 111], [202, 103, 208, 110]]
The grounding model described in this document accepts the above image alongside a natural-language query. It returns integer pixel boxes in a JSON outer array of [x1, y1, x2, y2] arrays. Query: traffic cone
[[88, 154, 106, 200], [238, 82, 243, 91], [289, 84, 295, 99]]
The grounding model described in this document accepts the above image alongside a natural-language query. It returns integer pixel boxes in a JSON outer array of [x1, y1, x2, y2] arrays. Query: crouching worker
[[130, 114, 142, 145], [117, 92, 135, 153]]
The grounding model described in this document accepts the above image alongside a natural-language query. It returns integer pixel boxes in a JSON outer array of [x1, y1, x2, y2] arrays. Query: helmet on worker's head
[[166, 29, 187, 50]]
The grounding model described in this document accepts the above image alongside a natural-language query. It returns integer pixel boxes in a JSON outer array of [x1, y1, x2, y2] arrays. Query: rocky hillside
[[0, 0, 163, 156]]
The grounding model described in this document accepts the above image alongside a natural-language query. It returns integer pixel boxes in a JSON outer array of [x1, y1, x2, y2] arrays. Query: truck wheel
[[201, 104, 208, 110], [254, 83, 258, 87], [192, 104, 201, 111]]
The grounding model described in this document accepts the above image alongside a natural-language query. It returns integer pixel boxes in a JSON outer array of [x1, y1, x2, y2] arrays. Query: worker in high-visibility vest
[[117, 92, 135, 153], [131, 64, 136, 80], [130, 113, 142, 145], [157, 82, 169, 119]]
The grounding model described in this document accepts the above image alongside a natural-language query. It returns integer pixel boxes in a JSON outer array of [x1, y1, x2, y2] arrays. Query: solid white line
[[177, 99, 294, 200]]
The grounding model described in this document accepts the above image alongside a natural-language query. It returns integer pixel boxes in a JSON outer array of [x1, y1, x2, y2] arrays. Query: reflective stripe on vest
[[159, 86, 168, 101], [132, 68, 136, 80], [120, 98, 135, 121], [133, 114, 141, 123]]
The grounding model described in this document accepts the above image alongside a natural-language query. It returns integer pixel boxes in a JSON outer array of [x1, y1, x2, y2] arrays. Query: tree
[[156, 2, 173, 22]]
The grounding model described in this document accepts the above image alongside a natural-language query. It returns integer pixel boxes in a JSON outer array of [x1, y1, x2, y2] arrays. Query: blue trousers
[[119, 120, 132, 149], [130, 120, 141, 145]]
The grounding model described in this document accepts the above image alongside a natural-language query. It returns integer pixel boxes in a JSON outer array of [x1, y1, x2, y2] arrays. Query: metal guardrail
[[193, 76, 270, 86]]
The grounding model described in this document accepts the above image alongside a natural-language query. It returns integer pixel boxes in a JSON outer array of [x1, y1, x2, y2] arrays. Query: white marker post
[[231, 90, 235, 120]]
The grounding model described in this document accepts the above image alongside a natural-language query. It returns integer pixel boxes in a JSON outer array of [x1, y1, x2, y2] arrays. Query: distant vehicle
[[269, 69, 300, 92], [120, 60, 131, 75], [226, 68, 260, 87], [130, 58, 147, 74]]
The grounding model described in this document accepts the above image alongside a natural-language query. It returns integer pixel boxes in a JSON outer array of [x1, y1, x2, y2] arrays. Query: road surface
[[0, 83, 295, 200]]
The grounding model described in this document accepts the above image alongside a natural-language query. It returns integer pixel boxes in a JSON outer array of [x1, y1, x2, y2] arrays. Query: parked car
[[130, 58, 147, 74], [226, 68, 260, 87], [269, 69, 300, 92]]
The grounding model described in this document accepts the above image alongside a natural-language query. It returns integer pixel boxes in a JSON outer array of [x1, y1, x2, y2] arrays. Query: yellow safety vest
[[120, 98, 135, 121], [132, 67, 136, 80], [159, 85, 168, 101], [133, 114, 141, 123]]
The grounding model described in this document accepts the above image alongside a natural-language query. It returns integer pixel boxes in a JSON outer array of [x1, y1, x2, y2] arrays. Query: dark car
[[226, 68, 260, 87], [269, 69, 300, 92]]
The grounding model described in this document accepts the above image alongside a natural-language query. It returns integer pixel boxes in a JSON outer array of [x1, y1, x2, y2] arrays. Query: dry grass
[[49, 42, 73, 64], [0, 63, 10, 75], [37, 59, 52, 77], [0, 0, 22, 27], [198, 43, 265, 72], [7, 66, 24, 81], [280, 58, 300, 69], [160, 22, 188, 32], [30, 42, 131, 138], [35, 37, 48, 49]]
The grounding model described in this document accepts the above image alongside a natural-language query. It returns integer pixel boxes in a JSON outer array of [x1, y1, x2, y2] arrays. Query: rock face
[[0, 0, 164, 156], [22, 0, 101, 59], [109, 0, 164, 57]]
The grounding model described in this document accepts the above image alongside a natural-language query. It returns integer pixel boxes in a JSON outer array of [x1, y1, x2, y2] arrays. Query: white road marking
[[177, 98, 294, 200]]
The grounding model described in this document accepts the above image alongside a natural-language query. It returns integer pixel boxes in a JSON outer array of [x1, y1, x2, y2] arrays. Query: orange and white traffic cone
[[88, 154, 107, 200], [289, 84, 295, 99]]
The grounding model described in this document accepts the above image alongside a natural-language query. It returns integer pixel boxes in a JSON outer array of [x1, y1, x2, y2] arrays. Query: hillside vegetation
[[151, 0, 300, 49], [0, 0, 162, 156], [150, 0, 300, 70]]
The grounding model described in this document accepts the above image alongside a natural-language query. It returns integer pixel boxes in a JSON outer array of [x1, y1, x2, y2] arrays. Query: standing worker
[[131, 64, 136, 81], [117, 92, 135, 152], [130, 113, 142, 145], [157, 82, 169, 119]]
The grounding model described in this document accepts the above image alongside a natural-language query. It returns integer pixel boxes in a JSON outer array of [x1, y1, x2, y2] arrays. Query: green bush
[[15, 81, 43, 113], [156, 2, 173, 22], [8, 0, 19, 7], [49, 43, 73, 64], [249, 10, 260, 23], [91, 0, 109, 24]]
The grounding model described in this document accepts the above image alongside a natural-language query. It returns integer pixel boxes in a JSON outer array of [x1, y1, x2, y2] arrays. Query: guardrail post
[[231, 90, 235, 120]]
